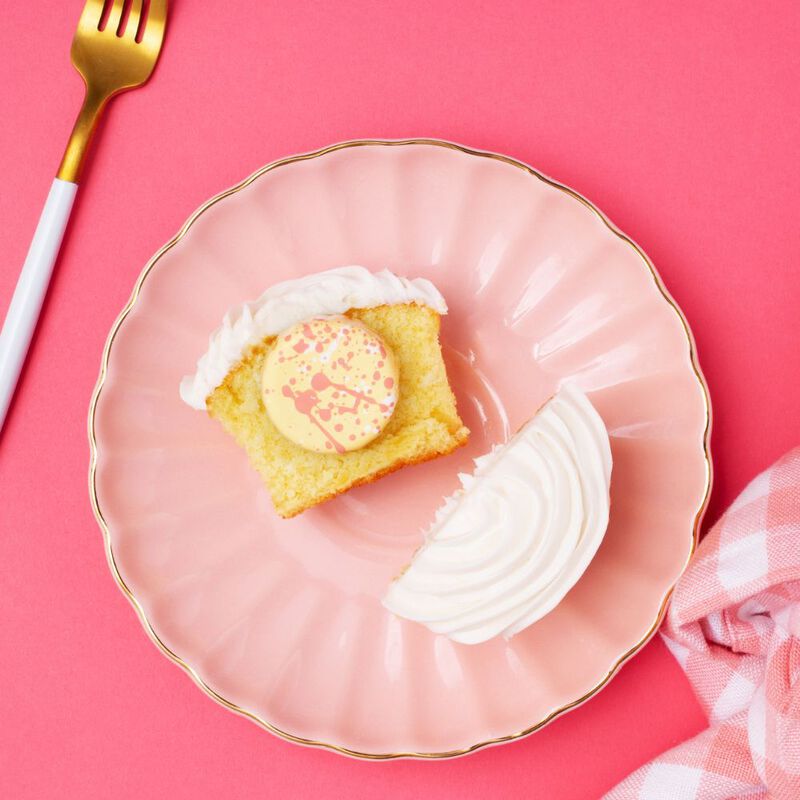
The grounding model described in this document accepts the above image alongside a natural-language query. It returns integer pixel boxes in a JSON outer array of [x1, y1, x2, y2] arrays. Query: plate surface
[[90, 139, 711, 758]]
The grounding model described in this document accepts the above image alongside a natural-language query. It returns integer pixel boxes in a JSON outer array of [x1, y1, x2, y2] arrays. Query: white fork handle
[[0, 178, 78, 430]]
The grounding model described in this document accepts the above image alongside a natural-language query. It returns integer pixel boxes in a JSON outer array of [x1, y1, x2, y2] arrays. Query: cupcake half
[[383, 385, 612, 644], [180, 267, 469, 517]]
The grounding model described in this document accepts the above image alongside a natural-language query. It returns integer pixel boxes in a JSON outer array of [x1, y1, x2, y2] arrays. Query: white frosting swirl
[[382, 385, 612, 645], [180, 266, 447, 409]]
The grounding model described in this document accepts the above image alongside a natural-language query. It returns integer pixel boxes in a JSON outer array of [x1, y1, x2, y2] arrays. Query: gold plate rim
[[87, 137, 713, 760]]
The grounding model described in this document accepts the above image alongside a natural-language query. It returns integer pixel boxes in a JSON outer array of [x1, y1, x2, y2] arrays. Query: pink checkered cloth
[[604, 447, 800, 800]]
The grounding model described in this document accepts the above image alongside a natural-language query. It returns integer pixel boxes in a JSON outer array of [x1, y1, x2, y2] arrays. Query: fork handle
[[0, 178, 77, 430]]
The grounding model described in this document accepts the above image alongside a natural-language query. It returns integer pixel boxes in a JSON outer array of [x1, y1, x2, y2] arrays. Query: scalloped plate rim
[[88, 137, 713, 760]]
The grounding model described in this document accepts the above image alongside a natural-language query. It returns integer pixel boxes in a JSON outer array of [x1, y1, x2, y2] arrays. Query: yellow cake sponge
[[207, 303, 469, 517]]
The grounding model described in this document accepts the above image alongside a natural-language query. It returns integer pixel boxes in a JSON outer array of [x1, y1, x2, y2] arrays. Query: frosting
[[382, 384, 612, 645], [180, 266, 447, 410], [261, 316, 399, 453]]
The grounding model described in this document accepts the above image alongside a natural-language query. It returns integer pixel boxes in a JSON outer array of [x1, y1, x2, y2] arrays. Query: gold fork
[[0, 0, 168, 430]]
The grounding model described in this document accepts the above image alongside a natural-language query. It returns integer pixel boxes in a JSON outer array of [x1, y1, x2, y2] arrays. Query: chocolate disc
[[261, 315, 399, 453]]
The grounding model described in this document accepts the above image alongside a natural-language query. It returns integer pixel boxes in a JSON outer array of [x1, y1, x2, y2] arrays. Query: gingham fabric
[[604, 447, 800, 800]]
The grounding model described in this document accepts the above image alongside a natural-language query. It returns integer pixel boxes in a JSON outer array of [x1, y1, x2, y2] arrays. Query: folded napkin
[[605, 448, 800, 800]]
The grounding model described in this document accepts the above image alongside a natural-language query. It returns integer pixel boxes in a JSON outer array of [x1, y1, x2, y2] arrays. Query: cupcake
[[180, 266, 469, 517], [383, 385, 612, 644]]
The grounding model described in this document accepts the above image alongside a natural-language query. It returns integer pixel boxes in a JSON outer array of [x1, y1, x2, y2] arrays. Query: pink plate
[[90, 139, 711, 758]]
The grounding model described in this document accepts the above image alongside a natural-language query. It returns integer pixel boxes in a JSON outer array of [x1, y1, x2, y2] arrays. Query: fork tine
[[77, 0, 105, 31], [140, 0, 168, 51], [126, 0, 143, 38], [105, 0, 126, 32]]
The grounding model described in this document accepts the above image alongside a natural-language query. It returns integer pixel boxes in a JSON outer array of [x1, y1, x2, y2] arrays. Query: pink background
[[1, 2, 797, 798]]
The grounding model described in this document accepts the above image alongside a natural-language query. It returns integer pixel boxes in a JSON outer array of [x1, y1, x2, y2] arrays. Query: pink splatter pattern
[[261, 315, 399, 454]]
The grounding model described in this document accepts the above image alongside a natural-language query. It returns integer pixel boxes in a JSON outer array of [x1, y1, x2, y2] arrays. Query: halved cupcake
[[383, 385, 612, 644], [180, 267, 469, 517]]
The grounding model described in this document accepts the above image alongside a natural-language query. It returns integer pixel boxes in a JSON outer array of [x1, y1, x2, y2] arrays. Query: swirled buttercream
[[383, 385, 612, 644], [180, 266, 447, 409]]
